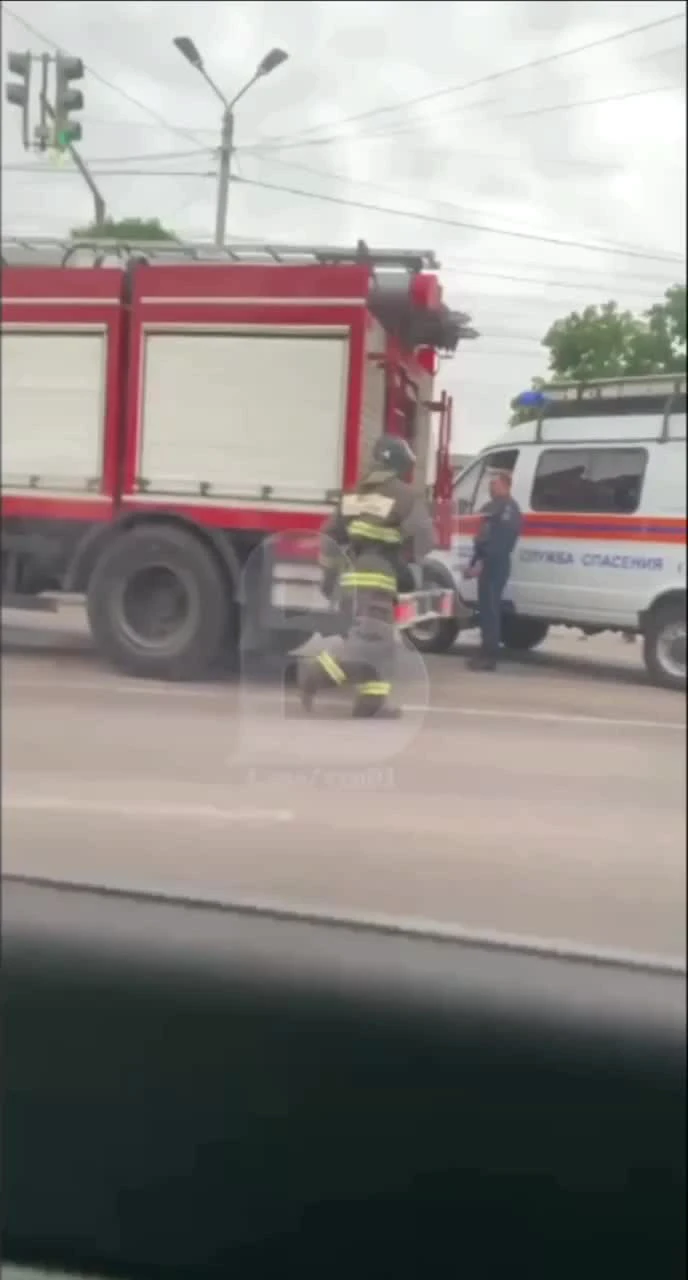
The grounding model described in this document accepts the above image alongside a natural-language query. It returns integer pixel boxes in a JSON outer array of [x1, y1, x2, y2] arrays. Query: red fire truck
[[1, 237, 474, 680]]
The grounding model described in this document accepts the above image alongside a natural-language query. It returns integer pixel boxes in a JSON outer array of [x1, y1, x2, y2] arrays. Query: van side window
[[530, 448, 647, 514], [453, 463, 482, 515], [454, 449, 520, 514], [470, 449, 520, 514]]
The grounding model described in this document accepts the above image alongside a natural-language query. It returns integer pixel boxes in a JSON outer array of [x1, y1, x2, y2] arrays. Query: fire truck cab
[[1, 236, 474, 680]]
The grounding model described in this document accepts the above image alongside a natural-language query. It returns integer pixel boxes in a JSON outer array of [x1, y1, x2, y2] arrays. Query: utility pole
[[34, 52, 52, 151], [173, 37, 288, 248], [42, 96, 106, 229], [214, 108, 235, 249]]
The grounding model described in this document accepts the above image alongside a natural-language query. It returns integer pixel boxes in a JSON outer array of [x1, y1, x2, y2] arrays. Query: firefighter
[[464, 468, 522, 671], [298, 434, 434, 718]]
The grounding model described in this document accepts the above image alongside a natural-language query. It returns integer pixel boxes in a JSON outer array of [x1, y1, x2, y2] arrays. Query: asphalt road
[[3, 608, 686, 962]]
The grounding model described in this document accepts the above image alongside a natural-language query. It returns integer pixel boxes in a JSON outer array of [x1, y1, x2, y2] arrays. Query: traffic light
[[6, 51, 32, 149], [54, 52, 84, 149]]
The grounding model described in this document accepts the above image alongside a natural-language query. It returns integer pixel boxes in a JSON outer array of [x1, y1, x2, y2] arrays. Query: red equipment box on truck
[[1, 237, 475, 679]]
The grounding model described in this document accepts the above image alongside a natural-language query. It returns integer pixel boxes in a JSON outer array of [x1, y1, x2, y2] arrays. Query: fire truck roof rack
[[1, 234, 440, 273]]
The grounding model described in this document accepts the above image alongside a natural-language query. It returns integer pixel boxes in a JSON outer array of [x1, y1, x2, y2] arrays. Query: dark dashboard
[[2, 874, 685, 1279]]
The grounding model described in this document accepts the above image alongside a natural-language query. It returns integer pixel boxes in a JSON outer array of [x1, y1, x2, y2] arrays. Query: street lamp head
[[174, 36, 203, 70], [257, 48, 288, 77]]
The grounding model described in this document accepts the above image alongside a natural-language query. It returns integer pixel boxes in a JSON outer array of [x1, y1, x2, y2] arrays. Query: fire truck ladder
[[1, 235, 440, 273]]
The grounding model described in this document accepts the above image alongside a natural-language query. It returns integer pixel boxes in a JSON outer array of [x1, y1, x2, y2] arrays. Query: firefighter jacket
[[319, 467, 435, 623]]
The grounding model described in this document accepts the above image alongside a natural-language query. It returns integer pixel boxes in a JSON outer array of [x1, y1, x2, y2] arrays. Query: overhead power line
[[242, 80, 684, 155], [248, 10, 686, 149], [4, 163, 685, 268], [4, 147, 673, 264], [238, 151, 685, 266], [47, 148, 212, 167], [228, 174, 685, 266], [9, 125, 684, 268], [3, 165, 216, 179], [4, 2, 683, 169], [74, 40, 685, 144], [5, 0, 684, 274], [371, 78, 687, 146], [441, 265, 676, 300]]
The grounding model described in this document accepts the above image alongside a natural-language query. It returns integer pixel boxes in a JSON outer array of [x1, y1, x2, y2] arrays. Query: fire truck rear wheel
[[87, 525, 230, 681]]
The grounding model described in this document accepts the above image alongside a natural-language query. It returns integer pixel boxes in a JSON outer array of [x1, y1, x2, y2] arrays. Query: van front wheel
[[643, 600, 686, 691], [407, 564, 461, 654], [500, 616, 549, 652]]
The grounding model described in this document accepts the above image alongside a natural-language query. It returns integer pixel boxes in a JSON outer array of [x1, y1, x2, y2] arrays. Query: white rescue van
[[416, 374, 686, 690]]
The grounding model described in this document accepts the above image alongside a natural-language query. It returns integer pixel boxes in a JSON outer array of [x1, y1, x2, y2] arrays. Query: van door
[[440, 458, 482, 588], [524, 444, 650, 624], [452, 448, 520, 608]]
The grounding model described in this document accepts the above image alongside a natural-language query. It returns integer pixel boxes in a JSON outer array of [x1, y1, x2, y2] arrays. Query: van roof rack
[[544, 373, 686, 401], [1, 235, 440, 273], [533, 374, 686, 444]]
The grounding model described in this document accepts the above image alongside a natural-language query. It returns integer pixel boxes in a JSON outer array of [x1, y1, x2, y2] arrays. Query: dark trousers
[[477, 561, 510, 660]]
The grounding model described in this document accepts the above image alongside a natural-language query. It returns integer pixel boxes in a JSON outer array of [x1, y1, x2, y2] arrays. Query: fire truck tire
[[500, 616, 549, 652], [87, 525, 230, 680]]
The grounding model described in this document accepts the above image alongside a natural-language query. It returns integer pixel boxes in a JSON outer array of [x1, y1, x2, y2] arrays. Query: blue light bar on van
[[514, 389, 549, 408]]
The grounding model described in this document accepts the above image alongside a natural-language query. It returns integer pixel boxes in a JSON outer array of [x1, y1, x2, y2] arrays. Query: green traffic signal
[[56, 124, 82, 150]]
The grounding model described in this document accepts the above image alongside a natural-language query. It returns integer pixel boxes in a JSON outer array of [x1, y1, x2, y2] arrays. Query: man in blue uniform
[[465, 468, 522, 672]]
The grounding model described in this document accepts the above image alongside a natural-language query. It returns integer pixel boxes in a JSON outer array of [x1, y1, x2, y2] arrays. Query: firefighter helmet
[[372, 434, 416, 477]]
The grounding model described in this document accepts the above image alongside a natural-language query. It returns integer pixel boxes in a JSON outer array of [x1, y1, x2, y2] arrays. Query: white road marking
[[6, 675, 221, 698], [5, 674, 685, 732], [402, 704, 686, 731], [4, 795, 294, 823]]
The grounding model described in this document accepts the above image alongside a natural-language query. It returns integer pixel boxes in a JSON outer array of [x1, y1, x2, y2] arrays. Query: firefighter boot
[[298, 650, 347, 714], [352, 681, 401, 720]]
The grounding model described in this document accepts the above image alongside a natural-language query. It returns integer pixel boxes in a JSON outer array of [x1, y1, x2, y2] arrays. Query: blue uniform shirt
[[471, 495, 522, 569]]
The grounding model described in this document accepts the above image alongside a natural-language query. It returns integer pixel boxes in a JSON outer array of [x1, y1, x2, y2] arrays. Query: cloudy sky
[[2, 0, 686, 453]]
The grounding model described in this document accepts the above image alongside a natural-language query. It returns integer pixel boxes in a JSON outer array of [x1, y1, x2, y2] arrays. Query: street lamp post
[[173, 37, 288, 249]]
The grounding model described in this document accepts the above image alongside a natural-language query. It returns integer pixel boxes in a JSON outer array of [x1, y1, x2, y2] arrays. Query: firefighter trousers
[[299, 648, 393, 716], [299, 615, 397, 717]]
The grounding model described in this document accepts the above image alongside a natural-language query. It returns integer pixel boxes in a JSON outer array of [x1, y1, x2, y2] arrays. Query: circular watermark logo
[[228, 531, 432, 786]]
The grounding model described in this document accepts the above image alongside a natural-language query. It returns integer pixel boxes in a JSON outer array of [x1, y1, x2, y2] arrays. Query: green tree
[[637, 284, 686, 373], [70, 217, 177, 241], [510, 284, 686, 424], [543, 299, 648, 382]]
